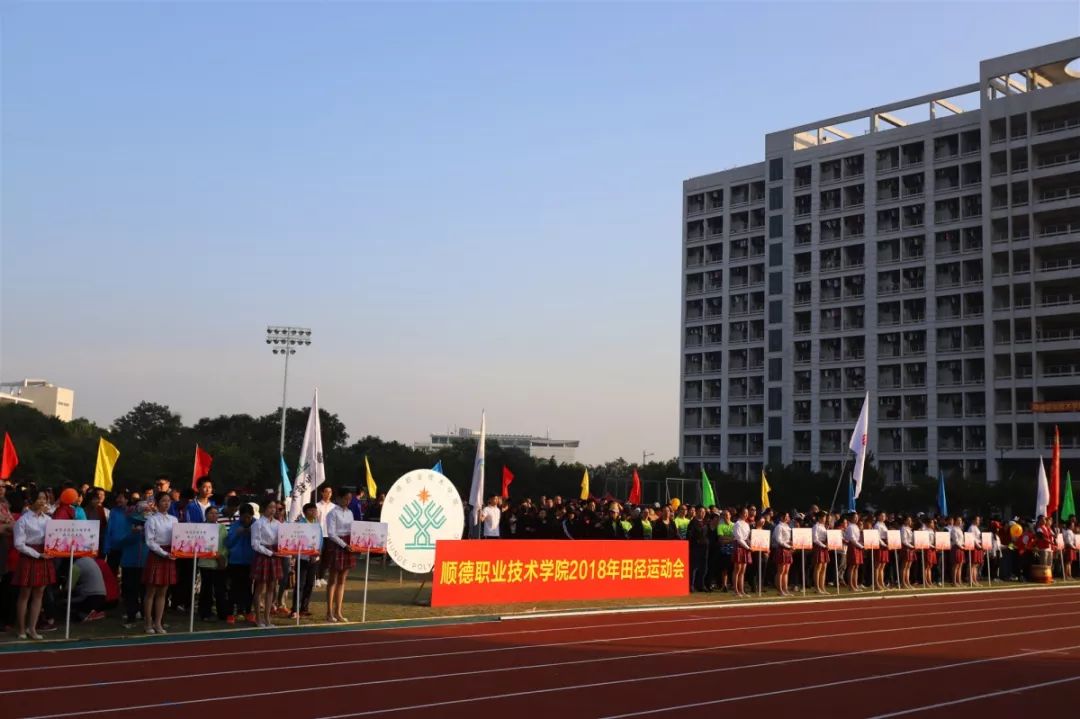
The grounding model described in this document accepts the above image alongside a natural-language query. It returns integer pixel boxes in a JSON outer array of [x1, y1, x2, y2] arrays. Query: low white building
[[416, 427, 580, 464], [0, 379, 75, 421]]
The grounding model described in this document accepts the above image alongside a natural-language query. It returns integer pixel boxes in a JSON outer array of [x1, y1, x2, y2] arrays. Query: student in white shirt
[[900, 515, 917, 590], [966, 515, 984, 586], [872, 512, 891, 591], [143, 491, 179, 635], [732, 507, 752, 598], [770, 511, 794, 596], [1064, 518, 1077, 581], [843, 512, 864, 592], [812, 512, 830, 594], [948, 515, 966, 587], [314, 484, 335, 588], [480, 496, 502, 539], [324, 488, 356, 624], [13, 490, 53, 640], [250, 499, 282, 628]]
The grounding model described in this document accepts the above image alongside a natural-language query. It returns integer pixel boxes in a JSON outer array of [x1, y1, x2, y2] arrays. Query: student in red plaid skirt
[[324, 487, 356, 623], [250, 499, 282, 628], [13, 490, 53, 640], [143, 491, 179, 635]]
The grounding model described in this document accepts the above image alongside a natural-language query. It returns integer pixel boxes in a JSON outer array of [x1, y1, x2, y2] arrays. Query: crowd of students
[[0, 477, 383, 640], [2, 477, 1078, 641]]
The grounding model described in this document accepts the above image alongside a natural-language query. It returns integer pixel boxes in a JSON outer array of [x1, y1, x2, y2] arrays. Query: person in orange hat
[[52, 487, 79, 521]]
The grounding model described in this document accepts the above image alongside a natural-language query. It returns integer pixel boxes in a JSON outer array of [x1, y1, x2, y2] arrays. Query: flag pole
[[65, 544, 74, 640], [828, 459, 850, 515], [189, 549, 198, 633]]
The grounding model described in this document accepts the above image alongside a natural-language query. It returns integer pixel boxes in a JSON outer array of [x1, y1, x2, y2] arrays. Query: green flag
[[1062, 471, 1076, 520], [701, 469, 717, 508]]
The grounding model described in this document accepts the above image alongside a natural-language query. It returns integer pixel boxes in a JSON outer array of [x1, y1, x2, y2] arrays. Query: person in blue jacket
[[225, 503, 256, 624], [118, 500, 150, 628], [103, 492, 131, 575]]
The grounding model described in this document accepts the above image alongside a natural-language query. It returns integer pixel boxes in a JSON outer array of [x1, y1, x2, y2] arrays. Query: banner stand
[[412, 575, 428, 606], [295, 557, 302, 627], [1061, 550, 1068, 584], [64, 545, 75, 640], [920, 550, 925, 589], [986, 551, 992, 587], [939, 550, 944, 587], [869, 550, 875, 593], [757, 553, 763, 598], [834, 551, 841, 596], [362, 550, 371, 623], [893, 550, 900, 590], [968, 550, 973, 587], [189, 550, 199, 633], [800, 551, 806, 598]]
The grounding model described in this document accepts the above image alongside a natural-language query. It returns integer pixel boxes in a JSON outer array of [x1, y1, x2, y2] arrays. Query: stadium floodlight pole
[[266, 325, 312, 498]]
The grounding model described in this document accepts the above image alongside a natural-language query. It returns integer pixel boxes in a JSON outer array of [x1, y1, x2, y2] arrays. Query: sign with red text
[[44, 520, 99, 558], [431, 540, 688, 607], [350, 521, 388, 554], [862, 528, 881, 548], [886, 530, 902, 550], [981, 532, 993, 551], [792, 528, 812, 550], [826, 529, 844, 550], [750, 529, 771, 552], [934, 532, 951, 551], [278, 523, 321, 557], [914, 531, 932, 549], [171, 524, 219, 559], [964, 534, 976, 551]]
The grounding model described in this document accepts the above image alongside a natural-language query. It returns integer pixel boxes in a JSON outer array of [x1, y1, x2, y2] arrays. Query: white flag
[[467, 411, 486, 529], [848, 391, 870, 499], [1036, 457, 1050, 519], [289, 389, 325, 521]]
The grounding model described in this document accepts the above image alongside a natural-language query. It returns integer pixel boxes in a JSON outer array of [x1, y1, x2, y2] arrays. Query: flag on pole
[[848, 391, 870, 499], [191, 444, 213, 490], [288, 389, 325, 521], [760, 470, 771, 510], [628, 468, 642, 505], [93, 438, 120, 492], [937, 470, 948, 517], [1050, 426, 1061, 516], [847, 474, 857, 513], [432, 460, 443, 474], [280, 455, 292, 497], [700, 469, 716, 508], [580, 468, 590, 500], [364, 456, 377, 499], [1061, 471, 1076, 520], [1036, 457, 1050, 519], [501, 466, 514, 499], [0, 432, 17, 480], [468, 412, 486, 525]]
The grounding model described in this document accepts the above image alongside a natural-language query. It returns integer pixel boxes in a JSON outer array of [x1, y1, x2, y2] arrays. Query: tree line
[[0, 401, 1039, 516]]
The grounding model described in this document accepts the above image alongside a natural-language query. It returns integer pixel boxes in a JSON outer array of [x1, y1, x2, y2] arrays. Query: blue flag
[[280, 455, 292, 497], [937, 471, 948, 516], [433, 460, 443, 474], [847, 474, 856, 513]]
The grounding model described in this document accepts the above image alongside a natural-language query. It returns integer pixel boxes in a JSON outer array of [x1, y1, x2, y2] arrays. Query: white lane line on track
[[3, 586, 1067, 671], [6, 597, 1077, 694], [867, 674, 1080, 717], [593, 642, 1080, 719], [18, 614, 1080, 717]]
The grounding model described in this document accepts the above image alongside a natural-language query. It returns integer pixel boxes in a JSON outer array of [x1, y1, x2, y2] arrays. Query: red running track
[[2, 586, 1079, 718]]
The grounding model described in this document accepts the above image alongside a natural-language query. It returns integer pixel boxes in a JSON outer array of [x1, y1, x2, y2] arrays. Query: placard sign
[[826, 529, 844, 550], [886, 530, 902, 550], [792, 528, 813, 550], [964, 534, 976, 551], [1056, 534, 1066, 551], [750, 529, 771, 552], [934, 531, 951, 551], [862, 528, 881, 548], [171, 524, 219, 559], [914, 530, 932, 549], [981, 532, 994, 551], [350, 521, 388, 554], [278, 523, 321, 557], [44, 520, 99, 558]]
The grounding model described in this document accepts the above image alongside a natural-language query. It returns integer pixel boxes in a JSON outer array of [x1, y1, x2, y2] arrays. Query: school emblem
[[384, 469, 464, 573]]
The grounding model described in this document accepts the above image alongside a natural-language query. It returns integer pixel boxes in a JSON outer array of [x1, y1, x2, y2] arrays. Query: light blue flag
[[280, 455, 292, 497], [847, 473, 856, 513], [433, 460, 443, 474], [937, 471, 948, 517]]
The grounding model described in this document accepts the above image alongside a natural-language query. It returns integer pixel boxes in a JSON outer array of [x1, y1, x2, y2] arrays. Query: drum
[[1029, 563, 1053, 584]]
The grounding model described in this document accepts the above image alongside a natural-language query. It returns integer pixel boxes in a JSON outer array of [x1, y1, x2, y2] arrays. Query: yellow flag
[[580, 469, 590, 500], [761, 470, 771, 510], [94, 438, 120, 491], [364, 456, 377, 499]]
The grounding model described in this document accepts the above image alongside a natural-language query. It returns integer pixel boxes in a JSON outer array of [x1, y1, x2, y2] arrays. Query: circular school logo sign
[[383, 469, 464, 574]]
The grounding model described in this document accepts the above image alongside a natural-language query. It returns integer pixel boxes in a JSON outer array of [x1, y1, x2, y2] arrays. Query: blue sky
[[2, 2, 1078, 463]]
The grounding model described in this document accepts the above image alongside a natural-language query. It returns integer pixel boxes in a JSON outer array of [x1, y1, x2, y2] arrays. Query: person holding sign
[[843, 512, 864, 592], [250, 499, 282, 629], [143, 491, 179, 635], [290, 503, 322, 619], [731, 507, 752, 598], [13, 490, 53, 640], [324, 487, 355, 623], [198, 506, 229, 622], [967, 516, 984, 587], [948, 515, 966, 587], [812, 512, 829, 594], [770, 511, 794, 596], [900, 515, 917, 590]]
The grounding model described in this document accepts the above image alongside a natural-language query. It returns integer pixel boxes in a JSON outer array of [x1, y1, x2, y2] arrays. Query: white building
[[0, 379, 75, 421], [417, 427, 580, 464]]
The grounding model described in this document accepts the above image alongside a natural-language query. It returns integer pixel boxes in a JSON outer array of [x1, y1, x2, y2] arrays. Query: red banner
[[431, 540, 689, 607]]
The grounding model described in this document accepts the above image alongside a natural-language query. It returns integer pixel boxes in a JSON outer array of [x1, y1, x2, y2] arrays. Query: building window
[[768, 445, 783, 466], [769, 243, 783, 267], [769, 186, 784, 211], [769, 300, 783, 325], [768, 329, 783, 352], [768, 387, 783, 411], [769, 214, 783, 238], [768, 416, 782, 440], [769, 271, 783, 296], [769, 157, 784, 182], [769, 357, 783, 381]]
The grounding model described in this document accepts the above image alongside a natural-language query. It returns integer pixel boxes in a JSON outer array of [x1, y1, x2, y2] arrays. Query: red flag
[[1, 432, 18, 481], [628, 468, 642, 505], [501, 466, 514, 499], [191, 444, 213, 490], [1050, 426, 1061, 516]]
